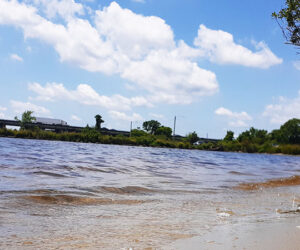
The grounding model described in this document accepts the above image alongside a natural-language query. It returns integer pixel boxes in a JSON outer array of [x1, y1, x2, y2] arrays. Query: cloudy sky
[[0, 0, 299, 138]]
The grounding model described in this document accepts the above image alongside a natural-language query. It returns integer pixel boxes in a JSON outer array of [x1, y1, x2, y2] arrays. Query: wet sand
[[236, 175, 300, 190], [168, 217, 300, 250]]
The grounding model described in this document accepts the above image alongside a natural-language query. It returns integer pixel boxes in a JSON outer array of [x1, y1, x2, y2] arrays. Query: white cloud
[[109, 110, 143, 121], [293, 61, 300, 71], [10, 53, 23, 62], [95, 1, 175, 60], [0, 1, 219, 105], [263, 91, 300, 124], [28, 82, 152, 110], [0, 1, 281, 107], [122, 48, 218, 104], [194, 25, 282, 68], [0, 113, 4, 118], [10, 100, 50, 116], [215, 107, 252, 120], [30, 0, 84, 20], [71, 114, 81, 121], [215, 107, 252, 127]]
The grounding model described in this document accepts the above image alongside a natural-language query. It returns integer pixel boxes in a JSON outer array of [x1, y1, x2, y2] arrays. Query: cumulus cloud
[[109, 110, 143, 121], [194, 25, 282, 68], [10, 100, 50, 115], [29, 0, 84, 20], [0, 1, 281, 106], [0, 0, 218, 105], [10, 53, 23, 62], [95, 2, 175, 60], [122, 48, 218, 104], [263, 91, 300, 124], [28, 82, 152, 110], [215, 107, 252, 127]]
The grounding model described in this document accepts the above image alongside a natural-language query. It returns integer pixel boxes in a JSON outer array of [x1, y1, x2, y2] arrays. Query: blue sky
[[0, 0, 299, 138]]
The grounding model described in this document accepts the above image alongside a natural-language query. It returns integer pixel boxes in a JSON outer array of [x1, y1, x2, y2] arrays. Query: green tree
[[143, 120, 161, 134], [94, 115, 104, 130], [131, 129, 148, 137], [223, 130, 234, 141], [237, 130, 251, 142], [272, 0, 300, 47], [15, 111, 36, 130], [237, 127, 268, 144], [186, 131, 199, 144], [155, 126, 172, 138], [277, 118, 300, 144]]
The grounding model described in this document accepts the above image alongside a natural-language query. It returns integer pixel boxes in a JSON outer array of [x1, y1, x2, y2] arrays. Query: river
[[1, 137, 300, 249]]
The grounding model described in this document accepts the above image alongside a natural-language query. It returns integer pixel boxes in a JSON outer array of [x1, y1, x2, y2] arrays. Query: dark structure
[[0, 119, 130, 136], [0, 119, 219, 141]]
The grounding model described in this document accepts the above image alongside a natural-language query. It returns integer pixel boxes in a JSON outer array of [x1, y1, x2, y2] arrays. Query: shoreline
[[1, 133, 300, 157]]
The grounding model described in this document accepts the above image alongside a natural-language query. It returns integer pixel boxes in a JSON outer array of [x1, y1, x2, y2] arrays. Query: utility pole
[[130, 121, 132, 137], [173, 116, 176, 139]]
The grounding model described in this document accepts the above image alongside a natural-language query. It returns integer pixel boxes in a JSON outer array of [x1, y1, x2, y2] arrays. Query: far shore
[[1, 130, 300, 157]]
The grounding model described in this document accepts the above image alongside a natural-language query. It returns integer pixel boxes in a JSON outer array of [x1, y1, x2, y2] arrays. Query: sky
[[0, 0, 299, 139]]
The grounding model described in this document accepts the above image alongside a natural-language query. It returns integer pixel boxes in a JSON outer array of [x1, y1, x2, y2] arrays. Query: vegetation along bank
[[0, 111, 299, 155]]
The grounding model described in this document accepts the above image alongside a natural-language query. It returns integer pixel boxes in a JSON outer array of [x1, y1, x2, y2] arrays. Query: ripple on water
[[22, 195, 148, 206], [31, 171, 67, 178], [1, 138, 300, 249], [100, 186, 154, 195]]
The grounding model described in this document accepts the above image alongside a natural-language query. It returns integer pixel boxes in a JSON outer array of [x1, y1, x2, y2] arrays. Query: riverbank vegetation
[[206, 118, 300, 155], [0, 126, 192, 149], [0, 111, 299, 155]]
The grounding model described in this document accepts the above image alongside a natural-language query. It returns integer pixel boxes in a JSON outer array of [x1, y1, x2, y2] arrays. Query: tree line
[[1, 111, 299, 155]]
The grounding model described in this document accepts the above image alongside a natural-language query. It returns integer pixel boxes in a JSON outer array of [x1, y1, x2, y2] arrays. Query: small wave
[[199, 161, 219, 166], [77, 166, 108, 173], [0, 189, 96, 197], [75, 186, 214, 196], [32, 171, 67, 178], [22, 195, 146, 205], [236, 175, 300, 190], [100, 186, 154, 195], [228, 171, 255, 176]]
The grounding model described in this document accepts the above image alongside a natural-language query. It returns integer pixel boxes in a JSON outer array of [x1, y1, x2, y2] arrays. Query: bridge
[[0, 119, 130, 136], [0, 119, 220, 141], [173, 134, 220, 143], [198, 137, 220, 143]]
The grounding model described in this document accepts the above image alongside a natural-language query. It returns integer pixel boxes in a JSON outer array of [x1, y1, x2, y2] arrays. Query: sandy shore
[[166, 216, 300, 250]]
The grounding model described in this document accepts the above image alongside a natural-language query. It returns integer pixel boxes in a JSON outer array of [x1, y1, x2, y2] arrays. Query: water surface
[[1, 137, 300, 249]]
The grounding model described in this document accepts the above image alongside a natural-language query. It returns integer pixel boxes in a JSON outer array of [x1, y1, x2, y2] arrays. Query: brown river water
[[1, 137, 300, 249]]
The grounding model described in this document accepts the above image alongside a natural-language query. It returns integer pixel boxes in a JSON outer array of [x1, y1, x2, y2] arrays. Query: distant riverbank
[[1, 128, 300, 155]]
